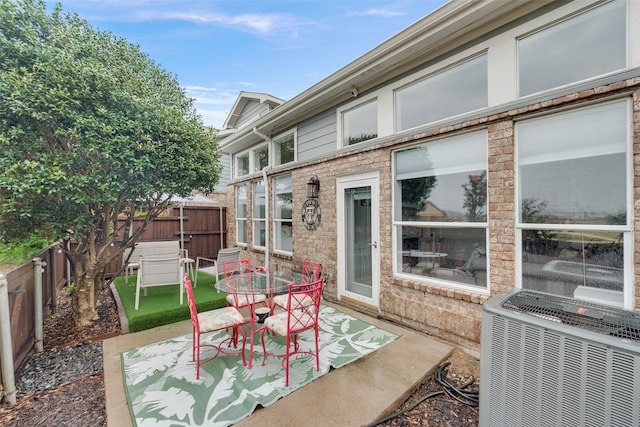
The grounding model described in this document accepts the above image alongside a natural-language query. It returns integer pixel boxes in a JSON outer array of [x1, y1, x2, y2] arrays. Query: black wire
[[366, 361, 479, 427]]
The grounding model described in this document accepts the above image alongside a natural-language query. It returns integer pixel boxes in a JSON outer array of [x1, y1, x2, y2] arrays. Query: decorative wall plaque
[[301, 199, 321, 230]]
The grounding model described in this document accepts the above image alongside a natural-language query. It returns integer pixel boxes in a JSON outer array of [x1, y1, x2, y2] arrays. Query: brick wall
[[225, 79, 640, 351]]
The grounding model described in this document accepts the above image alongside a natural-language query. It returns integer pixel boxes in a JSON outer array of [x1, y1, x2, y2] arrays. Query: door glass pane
[[345, 186, 372, 297]]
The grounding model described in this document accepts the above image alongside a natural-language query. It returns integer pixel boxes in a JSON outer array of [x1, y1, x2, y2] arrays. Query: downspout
[[253, 126, 272, 270]]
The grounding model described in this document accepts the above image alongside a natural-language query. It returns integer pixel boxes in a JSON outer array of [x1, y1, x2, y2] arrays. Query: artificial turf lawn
[[112, 272, 227, 332]]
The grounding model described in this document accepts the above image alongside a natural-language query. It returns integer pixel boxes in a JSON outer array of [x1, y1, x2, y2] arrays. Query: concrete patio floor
[[103, 302, 453, 426]]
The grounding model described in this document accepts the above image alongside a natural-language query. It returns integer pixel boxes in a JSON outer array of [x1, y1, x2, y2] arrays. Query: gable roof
[[222, 91, 285, 130]]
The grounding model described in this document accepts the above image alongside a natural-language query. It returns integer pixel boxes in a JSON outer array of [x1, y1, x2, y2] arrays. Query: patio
[[103, 301, 453, 426]]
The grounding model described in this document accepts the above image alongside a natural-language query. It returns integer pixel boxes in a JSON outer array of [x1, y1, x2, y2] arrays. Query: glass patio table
[[215, 271, 295, 368]]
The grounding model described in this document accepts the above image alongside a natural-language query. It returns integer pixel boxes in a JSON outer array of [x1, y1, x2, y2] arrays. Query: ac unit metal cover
[[479, 289, 640, 427]]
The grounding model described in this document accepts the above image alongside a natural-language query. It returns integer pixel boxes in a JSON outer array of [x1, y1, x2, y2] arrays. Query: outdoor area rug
[[121, 304, 400, 426]]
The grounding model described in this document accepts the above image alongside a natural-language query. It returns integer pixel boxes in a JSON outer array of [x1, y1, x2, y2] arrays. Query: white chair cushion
[[198, 306, 245, 332], [264, 310, 314, 336], [226, 293, 267, 307], [272, 293, 313, 309]]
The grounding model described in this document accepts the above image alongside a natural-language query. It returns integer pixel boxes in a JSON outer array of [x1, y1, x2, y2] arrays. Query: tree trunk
[[71, 252, 100, 327]]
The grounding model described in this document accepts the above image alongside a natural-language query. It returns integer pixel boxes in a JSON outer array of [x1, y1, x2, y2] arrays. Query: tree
[[461, 171, 487, 221], [0, 0, 222, 326]]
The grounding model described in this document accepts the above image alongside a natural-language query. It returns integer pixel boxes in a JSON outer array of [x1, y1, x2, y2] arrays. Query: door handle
[[368, 241, 377, 248]]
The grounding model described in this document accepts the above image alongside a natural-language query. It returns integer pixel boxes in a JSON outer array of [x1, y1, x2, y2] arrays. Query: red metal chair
[[259, 277, 323, 386], [223, 258, 269, 311], [271, 260, 321, 312], [301, 260, 322, 282], [183, 274, 247, 379]]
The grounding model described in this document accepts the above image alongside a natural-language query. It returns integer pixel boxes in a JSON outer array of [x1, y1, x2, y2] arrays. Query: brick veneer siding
[[226, 78, 640, 350]]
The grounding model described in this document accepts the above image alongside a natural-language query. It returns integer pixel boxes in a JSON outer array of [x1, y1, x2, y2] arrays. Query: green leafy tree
[[0, 0, 222, 326], [462, 171, 487, 221]]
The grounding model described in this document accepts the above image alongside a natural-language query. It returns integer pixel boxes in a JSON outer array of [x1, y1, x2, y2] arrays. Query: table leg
[[247, 305, 256, 369]]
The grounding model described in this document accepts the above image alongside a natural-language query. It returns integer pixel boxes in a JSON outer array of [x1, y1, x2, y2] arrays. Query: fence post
[[0, 273, 16, 405], [33, 257, 44, 353]]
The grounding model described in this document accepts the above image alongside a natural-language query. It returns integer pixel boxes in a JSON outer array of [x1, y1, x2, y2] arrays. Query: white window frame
[[392, 130, 489, 293], [514, 98, 633, 309], [336, 95, 378, 149], [234, 143, 269, 178], [235, 184, 248, 246], [272, 174, 293, 255], [252, 180, 266, 249], [516, 0, 627, 97], [272, 128, 297, 166], [394, 52, 488, 132]]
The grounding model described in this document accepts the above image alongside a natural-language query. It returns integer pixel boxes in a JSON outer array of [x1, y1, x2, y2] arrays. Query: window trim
[[272, 128, 297, 166], [393, 52, 489, 133], [391, 130, 490, 293], [514, 98, 633, 309], [235, 184, 248, 246], [516, 0, 627, 98], [272, 173, 293, 255], [252, 179, 266, 249], [336, 95, 378, 149]]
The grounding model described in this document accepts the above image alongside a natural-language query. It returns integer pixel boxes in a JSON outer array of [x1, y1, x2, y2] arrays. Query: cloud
[[347, 8, 405, 17]]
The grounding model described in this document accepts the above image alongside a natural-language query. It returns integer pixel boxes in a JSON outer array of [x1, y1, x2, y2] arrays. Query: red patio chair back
[[183, 274, 247, 379], [301, 260, 322, 283], [223, 258, 251, 277], [260, 277, 324, 386]]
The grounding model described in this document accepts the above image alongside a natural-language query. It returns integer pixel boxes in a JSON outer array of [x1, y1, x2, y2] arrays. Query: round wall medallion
[[301, 199, 321, 230]]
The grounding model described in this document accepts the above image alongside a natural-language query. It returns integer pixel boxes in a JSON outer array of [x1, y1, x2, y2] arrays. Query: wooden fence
[[0, 205, 226, 388]]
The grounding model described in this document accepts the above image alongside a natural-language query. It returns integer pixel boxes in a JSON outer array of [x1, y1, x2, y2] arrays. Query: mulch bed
[[0, 283, 479, 427]]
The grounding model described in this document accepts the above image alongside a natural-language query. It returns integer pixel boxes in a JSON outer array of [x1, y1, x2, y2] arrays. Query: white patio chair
[[134, 256, 184, 310], [194, 247, 242, 288]]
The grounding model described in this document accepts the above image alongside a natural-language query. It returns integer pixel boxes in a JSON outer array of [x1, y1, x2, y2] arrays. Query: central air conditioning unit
[[479, 289, 640, 427]]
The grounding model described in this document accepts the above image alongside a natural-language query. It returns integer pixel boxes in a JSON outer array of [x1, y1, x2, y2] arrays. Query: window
[[396, 54, 488, 131], [273, 131, 295, 166], [254, 145, 269, 172], [235, 153, 249, 177], [235, 184, 247, 245], [394, 131, 488, 289], [341, 99, 377, 147], [517, 100, 629, 307], [273, 174, 293, 253], [518, 0, 626, 97], [252, 180, 266, 248]]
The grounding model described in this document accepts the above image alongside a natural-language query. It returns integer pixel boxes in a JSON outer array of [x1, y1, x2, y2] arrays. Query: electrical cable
[[366, 361, 479, 427]]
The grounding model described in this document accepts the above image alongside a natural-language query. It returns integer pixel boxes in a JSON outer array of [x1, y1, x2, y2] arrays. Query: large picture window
[[235, 184, 247, 245], [252, 180, 266, 248], [517, 100, 630, 307], [518, 0, 626, 97], [273, 174, 293, 253], [395, 54, 487, 132], [394, 131, 488, 289]]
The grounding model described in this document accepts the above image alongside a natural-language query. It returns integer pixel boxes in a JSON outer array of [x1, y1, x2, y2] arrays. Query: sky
[[45, 0, 448, 130]]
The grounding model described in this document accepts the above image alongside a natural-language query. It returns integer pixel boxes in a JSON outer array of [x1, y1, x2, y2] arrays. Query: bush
[[0, 232, 54, 265]]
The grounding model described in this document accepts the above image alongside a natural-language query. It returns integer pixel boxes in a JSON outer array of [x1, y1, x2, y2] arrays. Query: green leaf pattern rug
[[121, 305, 399, 426]]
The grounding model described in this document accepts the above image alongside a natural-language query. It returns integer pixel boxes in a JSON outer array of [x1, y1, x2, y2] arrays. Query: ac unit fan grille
[[501, 290, 640, 343]]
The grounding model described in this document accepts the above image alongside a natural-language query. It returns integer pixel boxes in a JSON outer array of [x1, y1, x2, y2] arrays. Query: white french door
[[337, 172, 380, 307]]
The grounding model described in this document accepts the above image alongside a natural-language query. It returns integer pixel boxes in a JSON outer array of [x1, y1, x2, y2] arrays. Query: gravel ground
[[0, 285, 120, 427], [0, 283, 479, 427]]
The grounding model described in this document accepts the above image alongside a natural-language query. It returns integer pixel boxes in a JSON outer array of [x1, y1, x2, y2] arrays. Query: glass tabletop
[[214, 271, 295, 295]]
